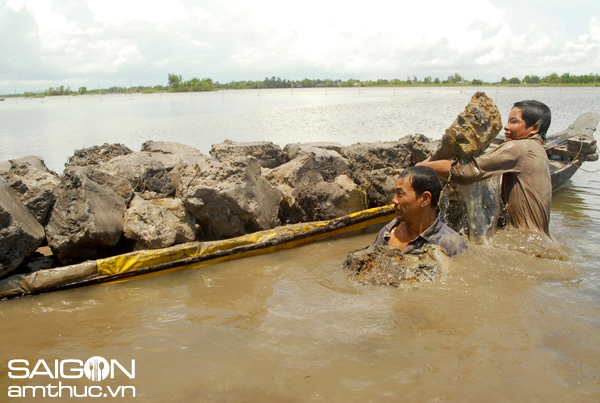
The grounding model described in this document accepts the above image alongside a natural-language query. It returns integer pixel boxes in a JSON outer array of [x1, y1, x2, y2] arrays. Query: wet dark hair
[[399, 166, 442, 208], [513, 100, 552, 141]]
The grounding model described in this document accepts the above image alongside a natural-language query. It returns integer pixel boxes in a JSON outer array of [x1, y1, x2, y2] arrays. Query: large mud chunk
[[264, 151, 364, 223], [292, 174, 367, 222], [409, 134, 438, 163], [265, 150, 350, 188], [103, 152, 176, 199], [175, 156, 282, 239], [263, 155, 322, 223], [280, 144, 350, 181], [75, 166, 134, 203], [352, 167, 402, 208], [0, 178, 46, 277], [283, 142, 345, 161], [343, 244, 448, 287], [4, 156, 60, 225], [66, 143, 133, 168], [341, 139, 413, 172], [141, 141, 204, 171], [432, 92, 502, 160], [45, 167, 126, 264], [210, 140, 285, 169], [123, 195, 196, 249]]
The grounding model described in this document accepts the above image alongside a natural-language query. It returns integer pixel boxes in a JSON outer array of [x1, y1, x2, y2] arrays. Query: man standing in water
[[374, 166, 467, 256], [418, 100, 552, 236]]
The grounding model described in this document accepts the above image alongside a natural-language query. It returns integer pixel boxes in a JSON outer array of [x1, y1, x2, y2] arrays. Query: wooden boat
[[1, 113, 597, 301], [0, 206, 396, 300], [545, 112, 598, 191]]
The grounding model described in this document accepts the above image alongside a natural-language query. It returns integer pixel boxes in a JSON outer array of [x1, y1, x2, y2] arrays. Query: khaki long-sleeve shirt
[[450, 135, 552, 236]]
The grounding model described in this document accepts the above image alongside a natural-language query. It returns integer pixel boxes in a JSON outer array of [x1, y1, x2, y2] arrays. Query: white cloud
[[591, 16, 600, 39], [6, 0, 27, 9], [85, 0, 188, 27], [114, 44, 145, 68], [2, 0, 599, 91]]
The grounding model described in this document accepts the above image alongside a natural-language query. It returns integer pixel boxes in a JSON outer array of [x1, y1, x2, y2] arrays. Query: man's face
[[504, 107, 537, 141], [392, 176, 420, 221]]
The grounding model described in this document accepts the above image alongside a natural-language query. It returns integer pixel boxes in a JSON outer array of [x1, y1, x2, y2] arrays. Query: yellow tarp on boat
[[97, 205, 394, 276], [0, 205, 394, 300]]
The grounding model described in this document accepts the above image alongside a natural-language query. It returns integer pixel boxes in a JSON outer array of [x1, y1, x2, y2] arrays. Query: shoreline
[[3, 83, 600, 99]]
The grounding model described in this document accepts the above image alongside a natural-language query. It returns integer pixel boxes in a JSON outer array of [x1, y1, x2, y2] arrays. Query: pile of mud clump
[[342, 244, 449, 287]]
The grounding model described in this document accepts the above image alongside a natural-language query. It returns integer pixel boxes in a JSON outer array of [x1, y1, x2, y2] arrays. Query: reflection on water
[[1, 226, 598, 401], [1, 88, 599, 401], [550, 159, 600, 313]]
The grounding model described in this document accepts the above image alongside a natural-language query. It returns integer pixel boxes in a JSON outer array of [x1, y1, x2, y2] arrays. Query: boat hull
[[550, 159, 582, 192]]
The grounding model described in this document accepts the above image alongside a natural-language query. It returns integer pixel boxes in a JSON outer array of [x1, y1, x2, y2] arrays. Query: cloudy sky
[[1, 0, 599, 92]]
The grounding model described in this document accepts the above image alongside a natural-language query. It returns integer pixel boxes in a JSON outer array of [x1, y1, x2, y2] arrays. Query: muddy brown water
[[1, 88, 599, 401], [1, 170, 599, 401]]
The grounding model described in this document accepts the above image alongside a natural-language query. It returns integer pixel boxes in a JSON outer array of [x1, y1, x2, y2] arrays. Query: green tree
[[447, 73, 463, 84], [560, 73, 573, 84], [542, 73, 560, 84], [523, 75, 541, 84], [168, 73, 182, 88]]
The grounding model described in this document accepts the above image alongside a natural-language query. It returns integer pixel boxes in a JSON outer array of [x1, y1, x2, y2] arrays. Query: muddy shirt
[[373, 216, 467, 256], [450, 135, 551, 235]]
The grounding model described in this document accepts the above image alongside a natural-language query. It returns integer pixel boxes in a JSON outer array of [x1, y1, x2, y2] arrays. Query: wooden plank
[[546, 112, 599, 148], [567, 136, 597, 153]]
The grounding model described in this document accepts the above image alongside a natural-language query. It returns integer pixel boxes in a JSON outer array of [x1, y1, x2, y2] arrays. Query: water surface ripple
[[1, 87, 599, 401]]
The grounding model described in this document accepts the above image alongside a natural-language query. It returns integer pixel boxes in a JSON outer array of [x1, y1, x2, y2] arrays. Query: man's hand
[[416, 157, 452, 177]]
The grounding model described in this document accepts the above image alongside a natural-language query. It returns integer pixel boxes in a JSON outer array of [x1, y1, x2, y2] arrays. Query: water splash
[[458, 176, 502, 243], [441, 176, 502, 243]]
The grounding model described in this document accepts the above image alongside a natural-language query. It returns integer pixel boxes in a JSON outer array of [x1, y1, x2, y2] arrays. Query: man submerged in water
[[418, 100, 552, 236], [374, 166, 467, 256]]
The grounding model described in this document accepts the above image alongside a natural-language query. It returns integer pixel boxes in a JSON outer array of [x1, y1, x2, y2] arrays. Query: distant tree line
[[17, 72, 599, 98], [23, 85, 74, 97], [214, 72, 599, 89], [167, 74, 215, 92], [499, 72, 599, 85]]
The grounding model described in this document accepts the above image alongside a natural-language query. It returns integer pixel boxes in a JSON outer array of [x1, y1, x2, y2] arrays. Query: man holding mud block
[[418, 100, 552, 236], [374, 166, 467, 256]]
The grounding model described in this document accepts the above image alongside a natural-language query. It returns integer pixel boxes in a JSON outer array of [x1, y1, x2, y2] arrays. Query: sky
[[1, 0, 599, 92]]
